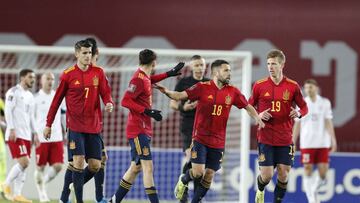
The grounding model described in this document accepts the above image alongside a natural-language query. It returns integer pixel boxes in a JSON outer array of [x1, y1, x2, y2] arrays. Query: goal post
[[0, 45, 252, 203]]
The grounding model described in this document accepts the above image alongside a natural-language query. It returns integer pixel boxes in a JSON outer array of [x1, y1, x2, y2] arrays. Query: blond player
[[292, 79, 337, 203], [1, 69, 38, 203], [34, 72, 66, 202]]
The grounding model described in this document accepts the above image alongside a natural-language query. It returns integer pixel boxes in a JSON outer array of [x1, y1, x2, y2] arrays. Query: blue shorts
[[190, 140, 224, 171], [67, 129, 103, 161], [257, 143, 295, 167], [129, 134, 152, 165]]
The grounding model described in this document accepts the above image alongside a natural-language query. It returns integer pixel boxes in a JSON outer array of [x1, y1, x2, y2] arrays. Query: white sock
[[34, 169, 44, 184], [303, 175, 316, 203], [43, 167, 57, 183], [13, 170, 26, 196], [5, 163, 24, 185]]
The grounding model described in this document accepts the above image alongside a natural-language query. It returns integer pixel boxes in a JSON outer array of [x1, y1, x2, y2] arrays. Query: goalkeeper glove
[[166, 62, 185, 77], [144, 109, 163, 121]]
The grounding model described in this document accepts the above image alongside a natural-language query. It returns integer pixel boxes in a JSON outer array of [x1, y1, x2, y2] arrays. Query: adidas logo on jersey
[[208, 95, 214, 100], [74, 80, 80, 85], [264, 92, 270, 97]]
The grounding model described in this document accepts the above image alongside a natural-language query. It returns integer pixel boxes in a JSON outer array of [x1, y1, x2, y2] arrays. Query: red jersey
[[185, 80, 248, 149], [249, 76, 308, 146], [46, 64, 113, 134], [121, 68, 167, 139]]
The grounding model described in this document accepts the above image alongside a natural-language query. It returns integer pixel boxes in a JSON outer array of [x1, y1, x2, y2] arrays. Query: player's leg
[[110, 137, 143, 203], [273, 144, 295, 203], [256, 143, 274, 203], [94, 139, 107, 203], [60, 142, 74, 203], [34, 142, 49, 202], [191, 146, 223, 203], [68, 130, 86, 203], [44, 141, 64, 183], [176, 140, 206, 200], [301, 149, 317, 203], [136, 134, 158, 203], [309, 148, 330, 202], [83, 134, 103, 185], [179, 133, 192, 203], [13, 139, 32, 203]]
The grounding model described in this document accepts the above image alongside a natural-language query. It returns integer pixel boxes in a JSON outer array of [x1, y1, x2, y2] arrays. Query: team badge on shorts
[[191, 151, 197, 159], [258, 153, 266, 162], [69, 141, 76, 149], [142, 146, 150, 156]]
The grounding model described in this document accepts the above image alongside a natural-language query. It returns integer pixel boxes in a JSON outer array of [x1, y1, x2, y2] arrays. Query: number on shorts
[[18, 145, 27, 155]]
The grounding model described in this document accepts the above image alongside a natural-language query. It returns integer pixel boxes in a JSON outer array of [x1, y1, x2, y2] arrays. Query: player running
[[2, 69, 37, 203], [250, 50, 308, 203], [44, 39, 114, 203], [292, 79, 337, 203], [109, 49, 184, 203], [156, 59, 265, 203], [34, 72, 66, 202]]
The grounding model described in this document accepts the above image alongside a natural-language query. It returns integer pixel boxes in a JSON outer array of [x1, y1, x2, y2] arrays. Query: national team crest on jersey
[[93, 76, 99, 87], [69, 141, 76, 149], [142, 146, 150, 156], [258, 153, 265, 162], [283, 89, 290, 101], [225, 95, 232, 105]]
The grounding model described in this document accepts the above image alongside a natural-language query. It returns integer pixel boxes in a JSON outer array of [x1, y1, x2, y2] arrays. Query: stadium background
[[0, 0, 360, 202]]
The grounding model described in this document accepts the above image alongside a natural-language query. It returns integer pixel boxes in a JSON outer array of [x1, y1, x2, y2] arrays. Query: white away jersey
[[5, 84, 35, 141], [299, 95, 333, 149], [34, 89, 65, 142]]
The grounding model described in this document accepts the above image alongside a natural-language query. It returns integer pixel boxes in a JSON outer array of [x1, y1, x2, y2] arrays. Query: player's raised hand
[[289, 107, 300, 119], [166, 62, 185, 77], [43, 127, 51, 140], [144, 109, 163, 121], [259, 108, 272, 121], [105, 102, 114, 113], [153, 83, 168, 94]]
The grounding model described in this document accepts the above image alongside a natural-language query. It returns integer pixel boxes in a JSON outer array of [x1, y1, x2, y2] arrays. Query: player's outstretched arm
[[154, 83, 188, 101], [244, 104, 265, 129], [151, 62, 185, 84]]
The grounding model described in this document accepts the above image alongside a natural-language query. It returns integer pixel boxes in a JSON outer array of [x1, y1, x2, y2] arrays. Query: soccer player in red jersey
[[44, 39, 114, 203], [155, 59, 265, 203], [249, 50, 308, 203], [110, 49, 184, 203]]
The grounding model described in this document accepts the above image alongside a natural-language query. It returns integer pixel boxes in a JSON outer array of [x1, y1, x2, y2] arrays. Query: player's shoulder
[[255, 77, 269, 85], [6, 85, 20, 95], [285, 77, 299, 86], [91, 64, 105, 72], [319, 96, 332, 105], [63, 66, 76, 74]]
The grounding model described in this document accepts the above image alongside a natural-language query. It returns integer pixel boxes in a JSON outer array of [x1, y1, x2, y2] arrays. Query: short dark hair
[[75, 39, 92, 51], [85, 37, 98, 56], [304, 78, 318, 87], [139, 49, 157, 65], [19, 69, 34, 78], [190, 55, 203, 61], [267, 49, 286, 64], [211, 59, 229, 72]]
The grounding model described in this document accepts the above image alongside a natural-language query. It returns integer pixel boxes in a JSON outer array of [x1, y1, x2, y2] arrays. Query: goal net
[[0, 45, 252, 203]]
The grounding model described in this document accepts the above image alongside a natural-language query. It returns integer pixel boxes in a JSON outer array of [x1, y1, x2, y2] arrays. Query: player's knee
[[18, 158, 30, 169], [277, 169, 289, 182], [53, 164, 62, 173], [203, 169, 215, 182], [130, 164, 142, 175], [303, 164, 313, 176], [88, 161, 101, 173], [191, 168, 205, 179]]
